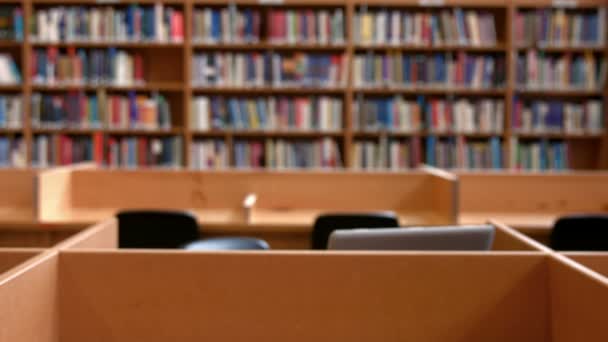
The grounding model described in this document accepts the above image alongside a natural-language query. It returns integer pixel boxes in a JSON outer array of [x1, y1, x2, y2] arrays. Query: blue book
[[490, 137, 501, 169], [426, 136, 436, 166], [13, 9, 23, 41], [126, 5, 135, 39], [107, 48, 117, 81], [0, 97, 5, 127], [128, 91, 137, 128], [77, 49, 87, 83], [244, 9, 253, 41], [454, 8, 466, 45], [90, 96, 98, 126], [540, 139, 548, 171], [227, 98, 240, 129], [403, 55, 410, 83], [211, 10, 221, 41], [256, 98, 267, 128], [385, 98, 393, 129], [239, 99, 249, 129]]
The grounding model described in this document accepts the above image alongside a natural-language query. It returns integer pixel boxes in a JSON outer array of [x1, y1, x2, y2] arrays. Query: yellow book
[[248, 101, 259, 129], [361, 13, 372, 43]]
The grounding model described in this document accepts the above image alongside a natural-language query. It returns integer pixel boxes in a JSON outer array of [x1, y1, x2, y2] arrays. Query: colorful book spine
[[105, 136, 182, 168], [512, 97, 603, 134], [509, 137, 569, 171], [57, 135, 97, 165], [426, 136, 503, 169], [353, 52, 505, 89], [516, 50, 607, 90], [267, 8, 345, 45], [33, 135, 55, 167], [32, 48, 145, 86], [354, 8, 497, 46], [515, 8, 607, 47], [0, 95, 22, 128], [0, 136, 24, 167], [192, 52, 346, 87], [0, 53, 21, 84], [353, 136, 420, 170], [192, 96, 342, 131], [424, 97, 504, 134], [190, 139, 227, 170], [32, 5, 184, 43], [192, 7, 261, 43], [353, 96, 423, 132], [31, 91, 171, 130], [0, 6, 22, 41], [235, 138, 342, 169]]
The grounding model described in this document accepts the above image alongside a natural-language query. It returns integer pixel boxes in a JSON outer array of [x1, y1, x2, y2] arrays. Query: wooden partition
[[457, 171, 608, 240], [0, 169, 37, 224], [37, 167, 458, 249], [561, 253, 608, 278], [0, 251, 59, 342], [0, 248, 42, 274], [56, 251, 550, 342]]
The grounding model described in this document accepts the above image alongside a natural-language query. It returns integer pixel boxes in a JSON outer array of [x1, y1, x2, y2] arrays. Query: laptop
[[327, 225, 495, 251]]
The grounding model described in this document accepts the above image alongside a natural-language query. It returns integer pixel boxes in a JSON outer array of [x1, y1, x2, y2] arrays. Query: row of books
[[512, 98, 603, 134], [266, 9, 344, 45], [192, 53, 346, 87], [514, 8, 606, 47], [354, 9, 497, 46], [0, 54, 20, 84], [516, 51, 607, 90], [32, 48, 145, 86], [354, 96, 503, 133], [193, 7, 261, 44], [234, 138, 342, 169], [0, 96, 22, 128], [32, 134, 100, 167], [510, 137, 569, 171], [32, 5, 184, 43], [0, 6, 23, 41], [190, 139, 227, 170], [353, 53, 505, 89], [0, 137, 24, 167], [426, 136, 503, 169], [31, 91, 172, 130], [353, 137, 421, 170], [192, 96, 342, 131]]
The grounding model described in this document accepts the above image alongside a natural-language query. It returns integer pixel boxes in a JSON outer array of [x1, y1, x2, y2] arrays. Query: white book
[[221, 9, 230, 43], [49, 9, 59, 42], [391, 11, 400, 45], [196, 97, 209, 130], [377, 11, 386, 44], [155, 3, 165, 42]]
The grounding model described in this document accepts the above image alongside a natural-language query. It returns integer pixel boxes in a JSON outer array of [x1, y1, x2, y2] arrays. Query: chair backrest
[[312, 212, 400, 249], [550, 214, 608, 251], [182, 237, 270, 250], [117, 210, 200, 248]]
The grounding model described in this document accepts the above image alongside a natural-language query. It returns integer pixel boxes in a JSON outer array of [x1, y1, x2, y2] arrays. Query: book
[[353, 136, 421, 170], [512, 98, 603, 134], [353, 95, 422, 132], [235, 138, 342, 169], [32, 5, 184, 43], [354, 8, 497, 47], [32, 48, 145, 86], [426, 136, 503, 169], [0, 136, 24, 167], [193, 95, 342, 131], [510, 137, 569, 171], [0, 95, 22, 128], [106, 136, 182, 168], [190, 139, 227, 170], [0, 54, 20, 84], [31, 91, 172, 130], [515, 8, 607, 47], [353, 52, 505, 89], [267, 8, 344, 45], [192, 52, 346, 87]]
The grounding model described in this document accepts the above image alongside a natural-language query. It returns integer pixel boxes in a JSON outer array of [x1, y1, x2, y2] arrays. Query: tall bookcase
[[0, 0, 605, 170]]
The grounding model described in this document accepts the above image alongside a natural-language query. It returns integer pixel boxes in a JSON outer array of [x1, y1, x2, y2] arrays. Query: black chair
[[550, 214, 608, 251], [117, 210, 269, 250], [311, 212, 400, 250]]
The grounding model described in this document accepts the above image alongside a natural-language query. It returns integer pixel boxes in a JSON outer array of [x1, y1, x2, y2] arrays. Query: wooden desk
[[458, 171, 608, 242]]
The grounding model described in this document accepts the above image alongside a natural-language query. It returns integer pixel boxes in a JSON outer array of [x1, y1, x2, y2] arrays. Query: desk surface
[[460, 212, 557, 234], [0, 208, 452, 233]]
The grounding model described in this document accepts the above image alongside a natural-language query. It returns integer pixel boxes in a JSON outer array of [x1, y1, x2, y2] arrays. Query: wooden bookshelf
[[0, 0, 604, 170]]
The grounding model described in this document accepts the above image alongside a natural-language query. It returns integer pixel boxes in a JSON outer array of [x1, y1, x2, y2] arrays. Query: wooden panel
[[0, 252, 59, 342], [0, 229, 75, 248], [59, 251, 550, 342], [458, 172, 608, 230], [424, 166, 459, 224], [0, 169, 37, 223], [56, 218, 118, 250], [562, 253, 608, 278], [491, 220, 552, 252], [549, 254, 608, 342], [0, 249, 42, 274], [37, 168, 73, 222]]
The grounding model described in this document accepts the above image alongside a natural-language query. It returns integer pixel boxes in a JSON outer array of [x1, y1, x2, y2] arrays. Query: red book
[[112, 96, 120, 127], [93, 132, 103, 165], [134, 54, 144, 83], [171, 12, 184, 41], [278, 11, 286, 42], [456, 52, 465, 85], [79, 92, 87, 126], [307, 10, 315, 42], [295, 98, 303, 128], [253, 11, 260, 40], [138, 138, 147, 167]]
